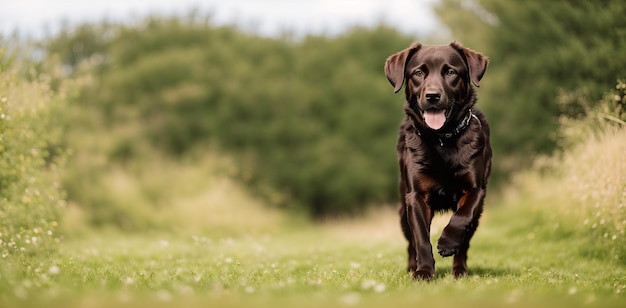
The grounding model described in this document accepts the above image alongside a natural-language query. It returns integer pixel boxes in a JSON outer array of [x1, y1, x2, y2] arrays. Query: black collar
[[412, 109, 476, 147], [438, 108, 474, 140]]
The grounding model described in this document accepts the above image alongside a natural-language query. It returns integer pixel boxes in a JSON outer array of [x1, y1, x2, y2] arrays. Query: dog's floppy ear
[[450, 42, 488, 87], [384, 42, 421, 93]]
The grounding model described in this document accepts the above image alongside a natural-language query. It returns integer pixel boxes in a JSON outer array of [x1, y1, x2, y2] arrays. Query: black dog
[[384, 42, 491, 280]]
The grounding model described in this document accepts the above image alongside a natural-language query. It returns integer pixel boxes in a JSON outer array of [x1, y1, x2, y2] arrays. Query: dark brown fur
[[384, 42, 491, 280]]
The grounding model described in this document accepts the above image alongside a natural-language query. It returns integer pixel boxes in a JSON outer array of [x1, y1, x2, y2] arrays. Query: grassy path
[[2, 205, 625, 308]]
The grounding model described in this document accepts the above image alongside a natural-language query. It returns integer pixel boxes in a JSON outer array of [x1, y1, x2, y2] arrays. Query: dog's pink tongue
[[424, 110, 446, 130]]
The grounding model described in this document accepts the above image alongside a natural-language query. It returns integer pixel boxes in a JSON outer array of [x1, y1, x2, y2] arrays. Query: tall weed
[[0, 52, 67, 257], [556, 80, 626, 247], [504, 80, 626, 262], [557, 79, 626, 148]]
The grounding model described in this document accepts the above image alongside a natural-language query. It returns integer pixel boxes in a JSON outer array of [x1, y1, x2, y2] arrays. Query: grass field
[[2, 201, 625, 308], [2, 130, 625, 308]]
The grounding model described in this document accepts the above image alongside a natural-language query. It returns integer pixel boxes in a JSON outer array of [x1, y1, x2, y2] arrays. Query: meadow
[[2, 128, 625, 308]]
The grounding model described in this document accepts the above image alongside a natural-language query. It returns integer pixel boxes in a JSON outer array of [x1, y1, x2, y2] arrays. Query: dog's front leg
[[405, 191, 435, 280], [437, 187, 486, 260]]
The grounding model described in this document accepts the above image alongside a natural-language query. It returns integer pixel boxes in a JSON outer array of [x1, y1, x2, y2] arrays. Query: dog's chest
[[403, 129, 474, 211], [405, 132, 470, 170], [412, 150, 468, 211]]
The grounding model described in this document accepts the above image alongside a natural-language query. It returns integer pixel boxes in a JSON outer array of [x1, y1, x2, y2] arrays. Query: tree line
[[5, 0, 623, 222]]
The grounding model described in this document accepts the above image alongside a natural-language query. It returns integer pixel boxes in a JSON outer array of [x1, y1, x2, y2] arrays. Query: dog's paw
[[437, 239, 459, 257], [412, 269, 434, 281], [452, 266, 468, 279], [437, 225, 465, 257], [452, 255, 468, 278]]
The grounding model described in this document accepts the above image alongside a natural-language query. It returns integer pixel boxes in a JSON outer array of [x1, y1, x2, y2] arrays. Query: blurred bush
[[0, 50, 67, 257], [48, 17, 414, 220], [557, 79, 626, 147], [504, 80, 626, 261]]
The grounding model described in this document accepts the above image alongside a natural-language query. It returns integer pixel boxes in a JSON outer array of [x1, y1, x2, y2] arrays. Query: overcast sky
[[1, 0, 442, 39]]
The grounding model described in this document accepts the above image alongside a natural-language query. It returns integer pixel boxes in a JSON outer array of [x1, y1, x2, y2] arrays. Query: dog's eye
[[446, 69, 457, 76], [413, 69, 424, 77]]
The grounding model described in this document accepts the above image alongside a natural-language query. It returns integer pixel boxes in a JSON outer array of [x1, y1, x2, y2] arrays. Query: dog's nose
[[425, 92, 441, 104]]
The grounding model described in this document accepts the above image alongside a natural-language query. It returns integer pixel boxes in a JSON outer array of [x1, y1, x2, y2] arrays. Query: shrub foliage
[[49, 19, 414, 218], [0, 54, 66, 256]]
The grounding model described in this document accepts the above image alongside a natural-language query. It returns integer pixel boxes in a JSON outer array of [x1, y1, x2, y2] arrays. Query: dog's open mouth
[[423, 109, 449, 130]]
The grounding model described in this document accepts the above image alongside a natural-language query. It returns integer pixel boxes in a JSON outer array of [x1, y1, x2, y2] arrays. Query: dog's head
[[384, 42, 488, 131]]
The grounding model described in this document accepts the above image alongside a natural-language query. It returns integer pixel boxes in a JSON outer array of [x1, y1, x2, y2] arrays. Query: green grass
[[2, 203, 625, 308], [2, 128, 625, 308]]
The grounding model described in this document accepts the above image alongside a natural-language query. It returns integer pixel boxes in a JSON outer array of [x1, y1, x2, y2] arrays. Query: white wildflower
[[48, 265, 60, 275]]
